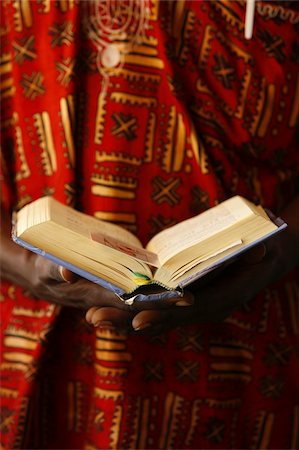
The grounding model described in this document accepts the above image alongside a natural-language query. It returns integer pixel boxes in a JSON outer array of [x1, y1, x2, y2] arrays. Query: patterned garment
[[1, 1, 299, 449]]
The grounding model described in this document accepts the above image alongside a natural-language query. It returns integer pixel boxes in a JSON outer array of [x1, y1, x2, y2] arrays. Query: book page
[[91, 232, 160, 267], [49, 197, 144, 249], [146, 197, 254, 266]]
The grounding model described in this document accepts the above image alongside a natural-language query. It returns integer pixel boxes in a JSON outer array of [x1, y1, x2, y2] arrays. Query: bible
[[12, 195, 286, 304]]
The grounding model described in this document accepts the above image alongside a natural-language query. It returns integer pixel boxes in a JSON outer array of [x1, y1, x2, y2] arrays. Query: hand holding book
[[7, 194, 299, 331], [86, 195, 299, 332], [13, 195, 286, 303]]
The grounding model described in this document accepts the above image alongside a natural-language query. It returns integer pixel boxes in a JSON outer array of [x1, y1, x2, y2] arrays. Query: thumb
[[240, 243, 267, 265], [58, 266, 78, 283], [34, 255, 77, 283]]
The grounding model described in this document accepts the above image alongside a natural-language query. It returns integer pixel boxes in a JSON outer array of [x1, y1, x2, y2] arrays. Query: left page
[[17, 197, 159, 267]]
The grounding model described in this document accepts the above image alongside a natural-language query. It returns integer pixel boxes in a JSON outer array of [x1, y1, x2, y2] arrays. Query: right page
[[146, 196, 257, 266]]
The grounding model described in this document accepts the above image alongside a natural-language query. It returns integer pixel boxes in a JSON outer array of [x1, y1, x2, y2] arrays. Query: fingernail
[[175, 292, 194, 306], [59, 266, 70, 283], [133, 322, 152, 331], [175, 300, 193, 307], [93, 320, 114, 328]]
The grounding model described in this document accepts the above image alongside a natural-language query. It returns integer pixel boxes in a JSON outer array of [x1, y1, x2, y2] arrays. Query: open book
[[12, 196, 286, 304]]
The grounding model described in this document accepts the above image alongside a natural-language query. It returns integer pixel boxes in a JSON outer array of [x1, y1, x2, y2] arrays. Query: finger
[[132, 309, 170, 331], [86, 306, 99, 324], [240, 243, 266, 264], [86, 306, 133, 329], [130, 290, 194, 311], [59, 266, 78, 283], [34, 256, 65, 282]]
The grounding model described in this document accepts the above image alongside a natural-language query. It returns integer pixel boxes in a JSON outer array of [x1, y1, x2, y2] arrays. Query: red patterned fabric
[[1, 1, 299, 448]]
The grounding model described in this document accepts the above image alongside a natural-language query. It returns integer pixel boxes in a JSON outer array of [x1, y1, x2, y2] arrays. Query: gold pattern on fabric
[[251, 410, 274, 449], [91, 175, 137, 200], [110, 405, 123, 450], [94, 387, 124, 401], [94, 363, 128, 379], [152, 176, 181, 206], [56, 57, 76, 86], [212, 0, 244, 32], [33, 112, 57, 175], [0, 387, 18, 399], [60, 96, 75, 167], [3, 337, 37, 351], [1, 112, 18, 129], [57, 0, 76, 13], [21, 72, 45, 99], [184, 399, 201, 447], [111, 92, 157, 107], [189, 122, 209, 175], [49, 21, 74, 47], [3, 352, 33, 364], [162, 107, 187, 173], [13, 36, 36, 64], [0, 52, 12, 75], [0, 52, 15, 98], [208, 339, 253, 383], [121, 68, 161, 84], [94, 211, 136, 225], [158, 392, 184, 449], [257, 84, 276, 138], [12, 304, 56, 318], [67, 381, 86, 433], [217, 30, 253, 64], [15, 125, 30, 180], [95, 328, 132, 362], [12, 0, 33, 31]]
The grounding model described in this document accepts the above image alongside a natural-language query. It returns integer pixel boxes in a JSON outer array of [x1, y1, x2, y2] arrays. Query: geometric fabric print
[[212, 54, 235, 89], [21, 72, 45, 99], [151, 176, 181, 206], [56, 57, 76, 86], [0, 405, 15, 434], [93, 407, 105, 432], [190, 186, 210, 215], [263, 342, 291, 367], [143, 361, 164, 382], [175, 360, 199, 382], [177, 328, 204, 352], [48, 22, 74, 47], [259, 375, 284, 399], [111, 112, 138, 141], [33, 112, 57, 176], [13, 36, 36, 64], [204, 417, 225, 444], [250, 410, 275, 450], [257, 29, 285, 64], [208, 339, 253, 384]]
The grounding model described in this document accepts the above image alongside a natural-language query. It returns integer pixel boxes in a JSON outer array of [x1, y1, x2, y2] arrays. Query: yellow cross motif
[[177, 329, 204, 352], [144, 361, 164, 381], [21, 72, 45, 99], [56, 58, 75, 86], [175, 360, 199, 382], [49, 22, 74, 47], [213, 54, 235, 89], [111, 113, 138, 140], [13, 36, 36, 64], [152, 176, 181, 206]]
